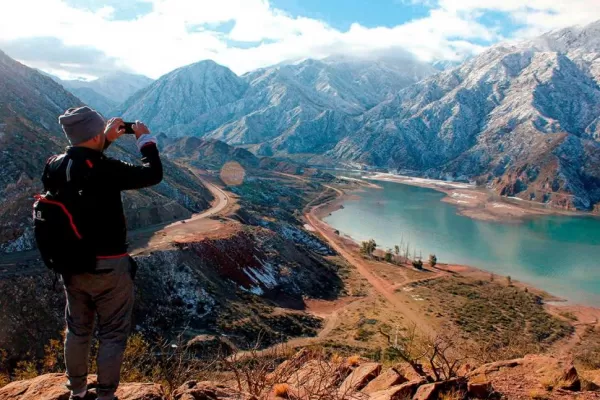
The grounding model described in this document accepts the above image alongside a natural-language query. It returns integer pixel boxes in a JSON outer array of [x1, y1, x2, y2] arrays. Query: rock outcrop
[[0, 373, 165, 400], [2, 352, 599, 400]]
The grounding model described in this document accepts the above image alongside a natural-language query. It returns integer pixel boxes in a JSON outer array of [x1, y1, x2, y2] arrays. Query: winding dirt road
[[0, 173, 232, 276], [305, 185, 438, 337]]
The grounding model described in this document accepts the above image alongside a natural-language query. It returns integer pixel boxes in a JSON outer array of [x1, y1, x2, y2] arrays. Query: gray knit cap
[[58, 106, 105, 145]]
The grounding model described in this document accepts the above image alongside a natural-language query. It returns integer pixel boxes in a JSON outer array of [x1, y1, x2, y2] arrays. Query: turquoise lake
[[323, 177, 600, 306]]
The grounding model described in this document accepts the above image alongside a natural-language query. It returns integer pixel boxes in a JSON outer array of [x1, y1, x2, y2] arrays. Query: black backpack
[[33, 155, 96, 275]]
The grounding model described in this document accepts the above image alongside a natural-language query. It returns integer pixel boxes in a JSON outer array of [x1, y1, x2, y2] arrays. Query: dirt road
[[305, 185, 437, 337], [0, 174, 233, 275]]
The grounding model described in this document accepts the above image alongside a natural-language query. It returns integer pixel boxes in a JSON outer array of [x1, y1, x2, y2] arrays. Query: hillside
[[327, 21, 600, 211], [0, 50, 213, 253]]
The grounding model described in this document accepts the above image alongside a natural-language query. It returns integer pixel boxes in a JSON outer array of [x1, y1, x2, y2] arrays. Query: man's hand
[[104, 117, 126, 142], [133, 121, 150, 140]]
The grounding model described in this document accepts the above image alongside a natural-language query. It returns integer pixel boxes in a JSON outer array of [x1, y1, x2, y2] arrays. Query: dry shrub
[[439, 388, 465, 400], [330, 353, 344, 364], [226, 345, 355, 400], [273, 383, 290, 397], [0, 349, 9, 388], [380, 323, 465, 382], [224, 343, 292, 397], [0, 373, 9, 389], [346, 355, 361, 367], [13, 360, 37, 381], [120, 333, 219, 395]]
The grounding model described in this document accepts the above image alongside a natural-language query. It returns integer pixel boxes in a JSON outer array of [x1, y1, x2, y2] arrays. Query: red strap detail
[[86, 159, 94, 168], [96, 253, 129, 260], [34, 195, 83, 240]]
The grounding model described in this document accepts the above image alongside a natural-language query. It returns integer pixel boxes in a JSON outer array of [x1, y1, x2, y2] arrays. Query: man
[[50, 106, 163, 400]]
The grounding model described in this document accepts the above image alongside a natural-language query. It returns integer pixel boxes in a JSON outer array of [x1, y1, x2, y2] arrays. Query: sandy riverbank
[[366, 173, 589, 223]]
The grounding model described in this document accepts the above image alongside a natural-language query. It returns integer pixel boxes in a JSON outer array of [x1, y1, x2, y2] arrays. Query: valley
[[1, 15, 600, 398]]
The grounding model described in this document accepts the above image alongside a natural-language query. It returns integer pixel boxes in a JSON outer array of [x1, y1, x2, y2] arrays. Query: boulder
[[267, 349, 318, 383], [412, 382, 440, 400], [466, 359, 522, 378], [466, 355, 586, 398], [173, 381, 252, 400], [369, 379, 425, 400], [580, 370, 600, 390], [412, 379, 466, 400], [338, 362, 382, 394], [0, 374, 166, 400], [560, 364, 581, 391], [393, 362, 427, 382], [117, 383, 167, 400], [362, 369, 407, 394], [467, 381, 493, 398]]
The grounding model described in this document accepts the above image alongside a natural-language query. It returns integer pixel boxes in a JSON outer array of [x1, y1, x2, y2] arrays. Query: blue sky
[[270, 0, 433, 30], [0, 0, 598, 79]]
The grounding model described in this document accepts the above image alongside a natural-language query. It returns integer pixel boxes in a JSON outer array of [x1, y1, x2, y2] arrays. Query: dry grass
[[411, 276, 572, 362], [439, 388, 465, 400], [529, 389, 550, 400]]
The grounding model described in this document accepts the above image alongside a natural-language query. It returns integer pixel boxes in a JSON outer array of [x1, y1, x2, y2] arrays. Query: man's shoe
[[68, 387, 88, 400]]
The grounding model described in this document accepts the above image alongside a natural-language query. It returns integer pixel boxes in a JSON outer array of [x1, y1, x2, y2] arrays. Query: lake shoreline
[[366, 173, 594, 223], [312, 179, 600, 321]]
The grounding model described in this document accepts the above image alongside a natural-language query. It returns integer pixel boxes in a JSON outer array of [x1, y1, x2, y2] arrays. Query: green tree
[[385, 249, 393, 263], [394, 245, 400, 256], [428, 254, 437, 269], [412, 259, 424, 269], [506, 276, 512, 286], [360, 239, 377, 257]]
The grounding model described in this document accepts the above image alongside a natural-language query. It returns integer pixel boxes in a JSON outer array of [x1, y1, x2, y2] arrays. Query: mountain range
[[3, 20, 600, 213], [106, 21, 600, 212]]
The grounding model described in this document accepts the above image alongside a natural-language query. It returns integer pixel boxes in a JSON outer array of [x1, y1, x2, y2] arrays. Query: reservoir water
[[323, 177, 600, 305]]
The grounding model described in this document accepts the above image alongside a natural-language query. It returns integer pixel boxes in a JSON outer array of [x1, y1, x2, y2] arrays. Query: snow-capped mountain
[[116, 55, 435, 156], [329, 21, 600, 211], [114, 60, 248, 132]]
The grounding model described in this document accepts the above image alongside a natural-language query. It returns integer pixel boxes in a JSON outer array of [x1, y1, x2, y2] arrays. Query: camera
[[121, 122, 136, 134]]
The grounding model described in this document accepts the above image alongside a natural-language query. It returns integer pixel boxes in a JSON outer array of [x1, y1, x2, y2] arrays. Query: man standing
[[49, 107, 163, 400]]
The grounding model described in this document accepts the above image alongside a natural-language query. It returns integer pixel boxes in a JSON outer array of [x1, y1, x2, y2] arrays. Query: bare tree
[[379, 324, 466, 382]]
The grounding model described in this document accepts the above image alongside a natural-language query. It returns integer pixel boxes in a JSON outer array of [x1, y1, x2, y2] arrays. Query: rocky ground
[[1, 350, 598, 399]]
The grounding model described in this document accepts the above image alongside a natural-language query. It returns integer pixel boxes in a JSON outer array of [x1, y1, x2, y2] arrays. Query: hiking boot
[[68, 386, 88, 400]]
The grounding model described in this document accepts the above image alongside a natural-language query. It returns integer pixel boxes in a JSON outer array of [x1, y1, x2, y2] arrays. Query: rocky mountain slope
[[328, 21, 600, 211], [114, 56, 435, 157], [0, 50, 212, 253]]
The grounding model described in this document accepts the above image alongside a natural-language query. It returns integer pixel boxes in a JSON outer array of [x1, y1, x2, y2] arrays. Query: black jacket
[[43, 141, 163, 257]]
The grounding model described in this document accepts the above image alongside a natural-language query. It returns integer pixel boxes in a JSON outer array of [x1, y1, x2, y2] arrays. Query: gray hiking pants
[[63, 256, 134, 400]]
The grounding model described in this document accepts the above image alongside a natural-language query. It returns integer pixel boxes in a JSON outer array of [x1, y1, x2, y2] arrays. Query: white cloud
[[0, 0, 598, 80], [436, 0, 600, 36]]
